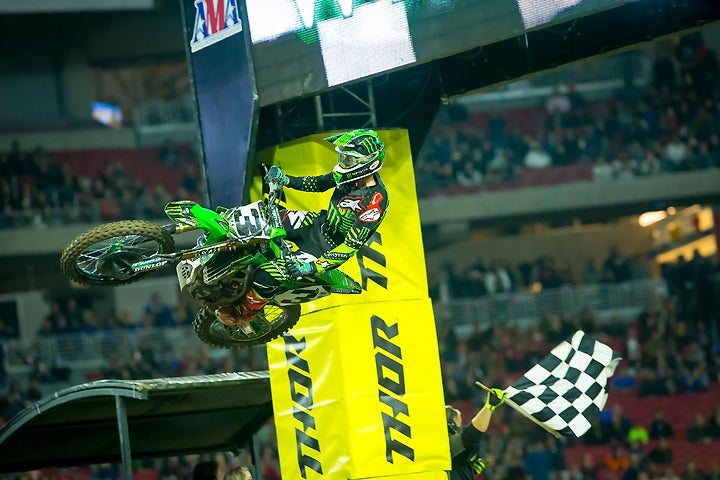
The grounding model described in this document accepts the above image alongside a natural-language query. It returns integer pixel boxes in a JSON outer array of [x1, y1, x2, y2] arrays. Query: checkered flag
[[504, 330, 621, 438]]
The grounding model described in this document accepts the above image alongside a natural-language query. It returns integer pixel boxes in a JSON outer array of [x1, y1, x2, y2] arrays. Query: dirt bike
[[60, 168, 362, 348]]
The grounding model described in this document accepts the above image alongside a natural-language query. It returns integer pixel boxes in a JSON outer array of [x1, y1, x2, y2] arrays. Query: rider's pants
[[252, 207, 332, 297]]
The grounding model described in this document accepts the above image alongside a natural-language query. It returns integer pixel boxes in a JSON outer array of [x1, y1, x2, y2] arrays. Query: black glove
[[485, 388, 506, 411]]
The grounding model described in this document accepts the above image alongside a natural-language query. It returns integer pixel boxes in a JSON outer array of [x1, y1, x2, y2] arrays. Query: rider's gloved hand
[[287, 260, 317, 280], [266, 166, 289, 186], [485, 388, 506, 411]]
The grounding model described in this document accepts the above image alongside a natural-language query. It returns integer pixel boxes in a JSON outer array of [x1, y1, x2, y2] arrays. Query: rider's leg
[[215, 263, 282, 325]]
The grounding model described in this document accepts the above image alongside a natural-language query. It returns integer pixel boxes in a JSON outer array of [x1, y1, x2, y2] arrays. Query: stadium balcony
[[434, 277, 665, 333], [1, 277, 666, 389]]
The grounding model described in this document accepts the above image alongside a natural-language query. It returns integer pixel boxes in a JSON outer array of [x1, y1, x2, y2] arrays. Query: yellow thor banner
[[266, 299, 449, 480], [252, 129, 428, 306], [258, 129, 449, 479]]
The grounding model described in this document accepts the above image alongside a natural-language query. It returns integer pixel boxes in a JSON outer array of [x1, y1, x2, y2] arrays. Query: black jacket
[[449, 422, 484, 480]]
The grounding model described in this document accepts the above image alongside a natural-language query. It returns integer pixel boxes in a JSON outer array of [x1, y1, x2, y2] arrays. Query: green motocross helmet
[[324, 129, 385, 185]]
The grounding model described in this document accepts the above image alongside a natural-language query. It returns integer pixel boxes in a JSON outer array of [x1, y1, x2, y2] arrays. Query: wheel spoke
[[77, 234, 163, 278]]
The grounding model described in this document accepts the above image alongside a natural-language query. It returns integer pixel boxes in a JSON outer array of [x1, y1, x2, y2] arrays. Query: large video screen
[[246, 0, 525, 106], [516, 0, 630, 30], [245, 0, 632, 106]]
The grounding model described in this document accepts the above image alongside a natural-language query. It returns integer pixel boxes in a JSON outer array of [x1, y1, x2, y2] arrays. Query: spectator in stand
[[578, 452, 599, 480], [224, 466, 253, 480], [545, 85, 572, 116], [524, 140, 553, 169], [647, 438, 673, 467], [625, 453, 647, 480], [687, 413, 711, 443], [582, 258, 601, 284], [592, 156, 615, 181], [260, 446, 281, 480], [193, 459, 222, 480], [664, 135, 690, 171], [708, 462, 720, 480], [606, 442, 631, 472], [684, 361, 710, 392], [144, 292, 176, 328], [524, 439, 554, 480], [456, 160, 483, 187], [604, 404, 632, 445], [182, 162, 201, 196], [603, 246, 632, 283], [626, 329, 643, 372], [683, 460, 707, 480], [160, 139, 184, 167], [628, 422, 649, 445], [649, 410, 674, 439], [65, 298, 84, 332], [706, 407, 720, 440], [653, 42, 677, 91], [661, 467, 682, 480]]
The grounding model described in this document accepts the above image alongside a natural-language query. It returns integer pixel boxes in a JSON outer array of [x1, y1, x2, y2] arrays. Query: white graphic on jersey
[[338, 196, 364, 212], [359, 207, 381, 222], [286, 210, 308, 229]]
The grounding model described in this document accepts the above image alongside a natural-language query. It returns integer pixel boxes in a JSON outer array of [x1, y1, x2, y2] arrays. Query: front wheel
[[193, 303, 301, 348], [60, 220, 175, 287]]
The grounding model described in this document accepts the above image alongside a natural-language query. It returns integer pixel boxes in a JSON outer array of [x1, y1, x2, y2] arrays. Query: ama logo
[[190, 0, 243, 52]]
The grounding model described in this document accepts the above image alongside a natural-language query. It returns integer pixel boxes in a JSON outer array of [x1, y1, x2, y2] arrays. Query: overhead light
[[638, 211, 667, 227]]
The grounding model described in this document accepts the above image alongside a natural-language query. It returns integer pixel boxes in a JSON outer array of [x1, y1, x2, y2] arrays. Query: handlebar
[[261, 163, 284, 230]]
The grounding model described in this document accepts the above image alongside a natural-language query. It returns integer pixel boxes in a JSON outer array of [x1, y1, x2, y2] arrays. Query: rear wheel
[[60, 220, 174, 287], [193, 303, 301, 348]]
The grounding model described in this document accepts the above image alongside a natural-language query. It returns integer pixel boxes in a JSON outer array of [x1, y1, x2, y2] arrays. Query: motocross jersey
[[283, 172, 389, 271]]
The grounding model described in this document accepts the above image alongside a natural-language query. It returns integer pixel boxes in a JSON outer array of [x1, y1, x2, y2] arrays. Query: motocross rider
[[215, 129, 389, 326]]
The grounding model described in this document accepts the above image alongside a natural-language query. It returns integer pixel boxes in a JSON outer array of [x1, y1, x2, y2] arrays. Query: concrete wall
[[419, 169, 720, 226], [425, 220, 656, 286]]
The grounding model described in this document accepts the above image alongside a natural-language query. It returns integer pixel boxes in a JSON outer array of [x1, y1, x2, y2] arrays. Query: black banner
[[180, 0, 258, 208]]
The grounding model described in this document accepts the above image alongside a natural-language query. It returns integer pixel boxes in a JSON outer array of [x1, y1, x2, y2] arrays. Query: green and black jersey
[[283, 172, 389, 271]]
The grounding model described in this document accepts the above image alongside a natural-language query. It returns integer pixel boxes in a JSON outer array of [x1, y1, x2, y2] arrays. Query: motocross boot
[[214, 288, 269, 326]]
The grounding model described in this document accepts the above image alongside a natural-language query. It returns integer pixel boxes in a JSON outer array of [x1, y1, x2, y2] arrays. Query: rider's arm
[[285, 173, 335, 192], [313, 226, 373, 272]]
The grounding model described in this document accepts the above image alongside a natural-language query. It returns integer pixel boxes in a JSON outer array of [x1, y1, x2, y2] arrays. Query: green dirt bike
[[60, 169, 362, 348]]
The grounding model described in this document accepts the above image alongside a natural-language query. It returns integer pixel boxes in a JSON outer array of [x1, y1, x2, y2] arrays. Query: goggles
[[337, 151, 363, 169]]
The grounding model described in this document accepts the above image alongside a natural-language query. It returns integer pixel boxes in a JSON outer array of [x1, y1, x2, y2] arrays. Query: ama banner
[[259, 130, 450, 480], [180, 0, 258, 208]]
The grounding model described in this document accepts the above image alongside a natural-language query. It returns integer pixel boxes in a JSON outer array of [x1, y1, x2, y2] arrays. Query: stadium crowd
[[416, 33, 720, 195], [2, 36, 718, 230], [0, 140, 202, 229]]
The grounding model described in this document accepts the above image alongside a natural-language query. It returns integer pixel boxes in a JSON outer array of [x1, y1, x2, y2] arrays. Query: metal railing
[[433, 278, 667, 328], [3, 278, 667, 373]]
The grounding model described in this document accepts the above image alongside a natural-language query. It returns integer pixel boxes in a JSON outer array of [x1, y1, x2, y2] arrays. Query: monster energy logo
[[284, 334, 323, 478], [372, 314, 414, 463], [356, 232, 387, 289]]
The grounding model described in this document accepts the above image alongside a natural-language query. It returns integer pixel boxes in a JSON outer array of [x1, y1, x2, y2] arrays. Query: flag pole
[[475, 381, 562, 439]]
